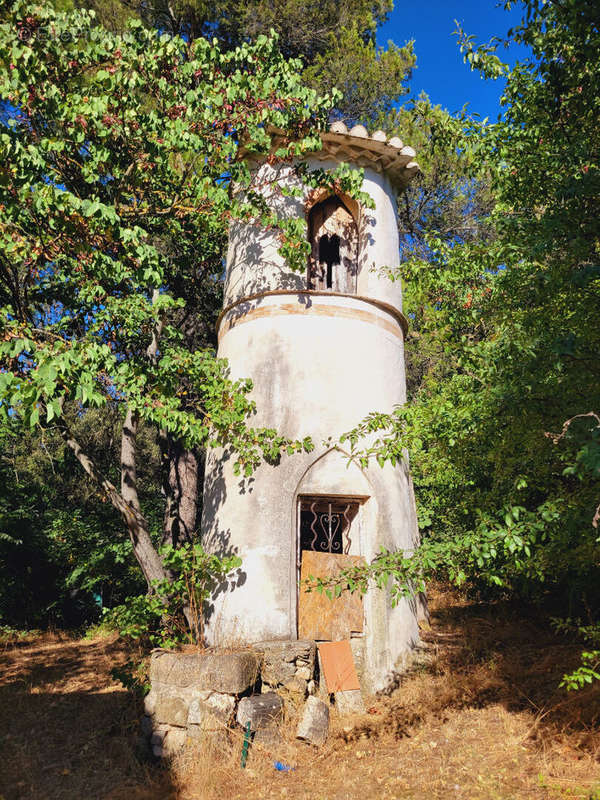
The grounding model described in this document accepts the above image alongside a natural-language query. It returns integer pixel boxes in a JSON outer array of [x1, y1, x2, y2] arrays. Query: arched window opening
[[308, 195, 358, 293]]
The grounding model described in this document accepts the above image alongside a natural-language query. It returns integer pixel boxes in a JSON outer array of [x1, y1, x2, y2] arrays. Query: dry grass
[[176, 586, 600, 800], [1, 586, 599, 799], [0, 631, 174, 800]]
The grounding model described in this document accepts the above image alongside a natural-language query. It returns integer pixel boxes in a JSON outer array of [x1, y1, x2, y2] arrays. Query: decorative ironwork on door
[[298, 498, 359, 555]]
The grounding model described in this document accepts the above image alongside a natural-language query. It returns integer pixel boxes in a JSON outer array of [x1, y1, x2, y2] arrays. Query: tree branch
[[57, 410, 167, 587]]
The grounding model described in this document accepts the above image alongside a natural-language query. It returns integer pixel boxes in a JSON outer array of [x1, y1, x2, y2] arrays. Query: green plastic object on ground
[[241, 721, 251, 768]]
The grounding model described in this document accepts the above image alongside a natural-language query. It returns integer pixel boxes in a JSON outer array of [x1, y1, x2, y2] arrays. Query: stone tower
[[201, 123, 421, 692]]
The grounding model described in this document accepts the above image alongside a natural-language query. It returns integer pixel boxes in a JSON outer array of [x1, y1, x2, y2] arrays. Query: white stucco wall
[[201, 149, 420, 692], [224, 159, 403, 312]]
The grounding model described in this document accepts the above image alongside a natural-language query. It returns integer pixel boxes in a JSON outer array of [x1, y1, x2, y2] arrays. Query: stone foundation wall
[[143, 640, 326, 758]]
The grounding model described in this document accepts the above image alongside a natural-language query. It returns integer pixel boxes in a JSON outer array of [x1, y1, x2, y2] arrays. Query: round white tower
[[201, 124, 421, 692]]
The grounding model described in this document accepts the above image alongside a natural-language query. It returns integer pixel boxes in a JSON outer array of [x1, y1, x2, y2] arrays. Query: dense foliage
[[0, 1, 368, 628], [0, 0, 598, 693], [106, 542, 242, 648], [336, 0, 600, 683], [78, 0, 415, 126], [0, 406, 161, 627]]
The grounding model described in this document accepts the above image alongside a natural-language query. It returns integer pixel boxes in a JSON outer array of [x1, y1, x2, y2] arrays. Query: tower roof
[[242, 123, 420, 189], [315, 122, 420, 188]]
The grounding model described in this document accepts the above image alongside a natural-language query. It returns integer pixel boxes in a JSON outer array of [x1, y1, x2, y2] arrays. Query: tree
[[334, 0, 600, 625], [0, 413, 149, 628], [303, 23, 415, 127], [380, 95, 496, 398], [0, 1, 364, 595], [62, 0, 414, 564], [76, 0, 415, 126]]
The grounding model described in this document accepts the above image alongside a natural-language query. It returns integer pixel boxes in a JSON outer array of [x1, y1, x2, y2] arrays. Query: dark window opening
[[307, 195, 358, 293], [318, 234, 340, 289]]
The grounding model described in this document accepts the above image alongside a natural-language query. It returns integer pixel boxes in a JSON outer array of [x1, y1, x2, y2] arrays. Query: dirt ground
[[1, 587, 599, 800]]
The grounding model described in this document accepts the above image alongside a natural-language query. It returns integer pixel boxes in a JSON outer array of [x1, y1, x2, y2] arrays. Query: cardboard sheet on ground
[[298, 551, 364, 641], [317, 641, 361, 692]]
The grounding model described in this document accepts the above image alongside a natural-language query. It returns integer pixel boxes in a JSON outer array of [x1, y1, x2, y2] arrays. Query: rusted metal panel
[[298, 551, 364, 641], [317, 641, 361, 692]]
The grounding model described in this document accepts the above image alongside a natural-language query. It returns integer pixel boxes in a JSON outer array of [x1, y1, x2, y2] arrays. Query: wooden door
[[297, 498, 363, 641], [298, 551, 364, 641]]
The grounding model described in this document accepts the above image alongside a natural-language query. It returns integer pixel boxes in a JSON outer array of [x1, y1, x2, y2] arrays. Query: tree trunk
[[120, 408, 169, 588], [59, 412, 168, 590], [161, 435, 201, 548]]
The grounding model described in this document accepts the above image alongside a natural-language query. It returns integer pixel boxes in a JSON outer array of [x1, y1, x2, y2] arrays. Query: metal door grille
[[298, 498, 359, 555]]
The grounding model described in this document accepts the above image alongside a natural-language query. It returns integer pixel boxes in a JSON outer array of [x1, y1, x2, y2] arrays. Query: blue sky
[[378, 0, 530, 120]]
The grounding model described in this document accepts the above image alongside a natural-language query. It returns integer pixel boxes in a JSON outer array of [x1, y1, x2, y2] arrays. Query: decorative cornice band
[[217, 290, 408, 342]]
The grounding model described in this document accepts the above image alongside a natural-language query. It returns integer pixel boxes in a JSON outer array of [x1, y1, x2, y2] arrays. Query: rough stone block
[[283, 676, 308, 698], [251, 640, 316, 686], [188, 691, 235, 729], [146, 682, 208, 708], [267, 660, 296, 685], [150, 650, 260, 694], [162, 726, 187, 757], [296, 696, 329, 746], [153, 694, 189, 727], [187, 701, 210, 727], [150, 725, 169, 747], [144, 690, 157, 716], [186, 724, 204, 741], [186, 724, 229, 749], [205, 691, 236, 721], [296, 666, 311, 680], [236, 692, 283, 731], [253, 723, 282, 748], [334, 689, 365, 716], [151, 725, 186, 758]]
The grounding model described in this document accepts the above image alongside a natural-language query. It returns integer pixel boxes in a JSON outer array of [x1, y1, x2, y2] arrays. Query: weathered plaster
[[201, 131, 421, 692]]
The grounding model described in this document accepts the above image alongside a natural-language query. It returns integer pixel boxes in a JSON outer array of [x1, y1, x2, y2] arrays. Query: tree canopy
[[0, 1, 365, 600], [336, 1, 600, 686], [75, 0, 416, 126]]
